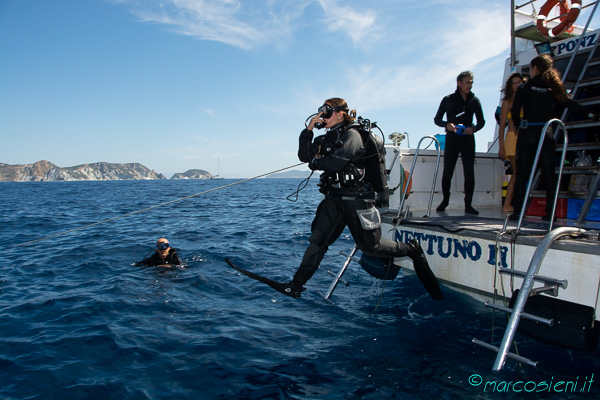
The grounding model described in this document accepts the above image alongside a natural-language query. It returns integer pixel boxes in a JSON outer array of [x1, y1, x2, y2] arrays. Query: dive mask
[[318, 104, 334, 119], [320, 103, 348, 119], [318, 103, 348, 119]]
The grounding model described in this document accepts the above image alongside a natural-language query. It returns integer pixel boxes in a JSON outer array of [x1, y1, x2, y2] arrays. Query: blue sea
[[2, 179, 599, 399]]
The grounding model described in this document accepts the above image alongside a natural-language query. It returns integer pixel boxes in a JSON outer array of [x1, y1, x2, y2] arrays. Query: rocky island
[[0, 161, 213, 182], [171, 169, 212, 180]]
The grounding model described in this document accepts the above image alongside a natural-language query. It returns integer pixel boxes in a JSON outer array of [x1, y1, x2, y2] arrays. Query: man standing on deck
[[434, 71, 485, 215]]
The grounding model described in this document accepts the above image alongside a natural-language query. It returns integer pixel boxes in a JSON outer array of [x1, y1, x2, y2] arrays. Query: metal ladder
[[322, 136, 442, 300], [559, 3, 600, 224], [534, 0, 600, 225], [559, 1, 600, 224], [513, 1, 600, 225], [472, 226, 585, 371]]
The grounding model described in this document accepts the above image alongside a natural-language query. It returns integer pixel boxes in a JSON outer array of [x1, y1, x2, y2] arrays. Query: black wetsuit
[[434, 89, 485, 207], [292, 121, 411, 287], [140, 250, 182, 266], [510, 75, 592, 217]]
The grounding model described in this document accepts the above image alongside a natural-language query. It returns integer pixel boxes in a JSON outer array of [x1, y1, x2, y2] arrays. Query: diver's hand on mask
[[307, 113, 325, 130]]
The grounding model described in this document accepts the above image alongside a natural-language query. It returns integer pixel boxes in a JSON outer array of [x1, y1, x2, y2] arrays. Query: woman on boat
[[498, 73, 523, 213], [281, 98, 442, 300], [510, 55, 595, 221]]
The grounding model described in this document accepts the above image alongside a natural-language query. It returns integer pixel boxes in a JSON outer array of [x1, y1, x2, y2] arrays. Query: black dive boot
[[465, 204, 479, 215], [407, 239, 443, 300], [436, 199, 449, 212]]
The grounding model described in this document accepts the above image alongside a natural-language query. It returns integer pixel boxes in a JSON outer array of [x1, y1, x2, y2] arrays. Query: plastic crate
[[567, 198, 600, 221], [526, 197, 567, 218]]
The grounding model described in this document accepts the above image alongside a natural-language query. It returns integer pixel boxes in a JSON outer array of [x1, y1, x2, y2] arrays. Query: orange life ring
[[558, 0, 575, 33], [536, 0, 582, 38]]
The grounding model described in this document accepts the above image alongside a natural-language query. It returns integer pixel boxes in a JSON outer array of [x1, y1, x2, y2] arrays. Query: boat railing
[[515, 118, 569, 232], [395, 135, 441, 221]]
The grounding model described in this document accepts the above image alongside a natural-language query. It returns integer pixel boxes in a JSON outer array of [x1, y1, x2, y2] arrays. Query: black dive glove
[[308, 157, 320, 171]]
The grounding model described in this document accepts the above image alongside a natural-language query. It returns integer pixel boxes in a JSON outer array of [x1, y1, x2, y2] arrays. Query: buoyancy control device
[[352, 117, 388, 194]]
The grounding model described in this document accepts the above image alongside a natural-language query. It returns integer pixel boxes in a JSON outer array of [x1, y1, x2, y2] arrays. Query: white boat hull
[[382, 218, 600, 311], [380, 145, 600, 315]]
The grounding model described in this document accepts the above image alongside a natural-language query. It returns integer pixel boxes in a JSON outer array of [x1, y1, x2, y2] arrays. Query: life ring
[[537, 0, 582, 38], [558, 0, 576, 34]]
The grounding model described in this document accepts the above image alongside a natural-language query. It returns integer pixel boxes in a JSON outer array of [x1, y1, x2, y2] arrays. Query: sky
[[1, 0, 598, 179]]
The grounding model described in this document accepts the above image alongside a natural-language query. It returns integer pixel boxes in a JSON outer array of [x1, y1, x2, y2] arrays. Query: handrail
[[559, 0, 600, 119], [516, 119, 568, 231], [514, 0, 536, 11], [395, 136, 441, 221], [487, 135, 499, 153], [493, 226, 586, 371]]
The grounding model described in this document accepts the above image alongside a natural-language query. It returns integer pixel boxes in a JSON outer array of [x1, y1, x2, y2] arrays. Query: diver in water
[[282, 97, 442, 300], [138, 238, 182, 267]]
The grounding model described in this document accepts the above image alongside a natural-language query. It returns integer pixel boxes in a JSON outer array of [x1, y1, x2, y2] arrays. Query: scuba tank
[[569, 151, 592, 193]]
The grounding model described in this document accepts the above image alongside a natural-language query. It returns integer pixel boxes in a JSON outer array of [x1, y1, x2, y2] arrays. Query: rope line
[[16, 162, 306, 248]]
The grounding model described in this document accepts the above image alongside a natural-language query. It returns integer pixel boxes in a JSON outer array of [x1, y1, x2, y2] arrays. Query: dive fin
[[225, 258, 302, 298], [413, 260, 443, 301], [408, 240, 443, 300]]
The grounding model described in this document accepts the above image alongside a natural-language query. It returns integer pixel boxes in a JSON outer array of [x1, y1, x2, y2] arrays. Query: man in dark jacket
[[434, 71, 485, 215]]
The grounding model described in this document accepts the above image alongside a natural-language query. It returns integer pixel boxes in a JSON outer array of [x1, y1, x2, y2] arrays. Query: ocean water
[[1, 179, 599, 400]]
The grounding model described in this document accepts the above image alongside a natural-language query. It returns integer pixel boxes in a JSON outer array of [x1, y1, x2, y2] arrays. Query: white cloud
[[430, 9, 510, 68], [318, 0, 380, 46], [335, 6, 511, 111], [110, 1, 511, 127], [115, 0, 388, 50], [117, 0, 307, 50]]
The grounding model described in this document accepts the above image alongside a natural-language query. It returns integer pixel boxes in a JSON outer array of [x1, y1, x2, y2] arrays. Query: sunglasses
[[156, 243, 170, 250]]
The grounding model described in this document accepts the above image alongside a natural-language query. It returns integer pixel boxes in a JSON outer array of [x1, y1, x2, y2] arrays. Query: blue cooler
[[434, 134, 445, 150]]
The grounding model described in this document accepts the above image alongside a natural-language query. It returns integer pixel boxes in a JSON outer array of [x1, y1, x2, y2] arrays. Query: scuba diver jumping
[[281, 97, 442, 300]]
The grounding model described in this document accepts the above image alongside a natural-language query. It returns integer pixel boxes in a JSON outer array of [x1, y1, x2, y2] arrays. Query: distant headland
[[0, 161, 213, 182], [0, 161, 313, 182]]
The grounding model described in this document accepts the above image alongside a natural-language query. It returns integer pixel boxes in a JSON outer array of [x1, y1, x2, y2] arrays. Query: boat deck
[[382, 206, 600, 254]]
